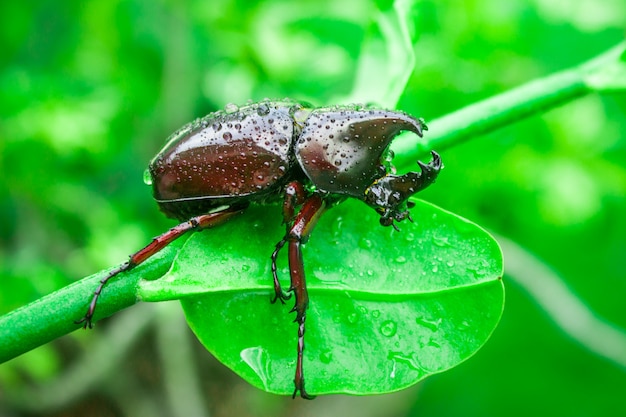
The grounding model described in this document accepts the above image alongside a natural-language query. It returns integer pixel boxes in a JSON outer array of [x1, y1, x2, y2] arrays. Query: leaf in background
[[138, 199, 504, 396]]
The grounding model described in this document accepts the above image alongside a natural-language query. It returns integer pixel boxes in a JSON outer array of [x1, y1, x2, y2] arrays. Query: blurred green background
[[1, 0, 625, 416]]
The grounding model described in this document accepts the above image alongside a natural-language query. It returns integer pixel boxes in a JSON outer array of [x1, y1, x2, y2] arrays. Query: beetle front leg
[[278, 193, 326, 399], [76, 207, 244, 328], [270, 238, 291, 304]]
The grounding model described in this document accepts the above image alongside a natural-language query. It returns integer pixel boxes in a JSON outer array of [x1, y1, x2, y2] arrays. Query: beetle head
[[364, 151, 442, 229]]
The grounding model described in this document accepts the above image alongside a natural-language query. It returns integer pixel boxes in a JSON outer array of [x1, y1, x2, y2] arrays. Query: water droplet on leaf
[[143, 168, 153, 185], [240, 347, 270, 390], [416, 316, 442, 332], [380, 320, 397, 337], [319, 350, 333, 364], [395, 256, 407, 264]]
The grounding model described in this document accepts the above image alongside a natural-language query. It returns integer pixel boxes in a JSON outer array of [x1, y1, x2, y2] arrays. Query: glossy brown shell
[[149, 101, 308, 220], [295, 107, 425, 197]]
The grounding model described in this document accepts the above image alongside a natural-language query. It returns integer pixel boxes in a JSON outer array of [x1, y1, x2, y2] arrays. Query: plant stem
[[392, 41, 625, 169], [0, 244, 178, 364]]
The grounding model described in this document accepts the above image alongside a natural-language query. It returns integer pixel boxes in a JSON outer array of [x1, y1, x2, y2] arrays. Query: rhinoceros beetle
[[77, 99, 442, 399]]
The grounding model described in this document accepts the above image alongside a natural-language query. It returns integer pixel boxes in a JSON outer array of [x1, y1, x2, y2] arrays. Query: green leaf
[[138, 199, 504, 396]]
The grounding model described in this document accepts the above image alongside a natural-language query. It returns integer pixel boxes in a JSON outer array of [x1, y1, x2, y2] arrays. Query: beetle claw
[[271, 290, 292, 304], [74, 316, 94, 329], [293, 379, 316, 400]]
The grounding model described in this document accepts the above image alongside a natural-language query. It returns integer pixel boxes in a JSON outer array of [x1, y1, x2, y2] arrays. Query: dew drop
[[358, 238, 372, 249], [347, 311, 359, 324], [371, 310, 381, 318], [432, 235, 451, 247], [143, 168, 153, 185], [224, 103, 239, 113], [395, 256, 407, 264], [380, 320, 397, 337], [319, 350, 333, 364], [416, 316, 442, 332], [257, 103, 270, 116], [240, 347, 271, 390]]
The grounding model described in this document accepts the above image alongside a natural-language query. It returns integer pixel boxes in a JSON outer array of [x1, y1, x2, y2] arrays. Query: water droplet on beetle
[[223, 132, 232, 140], [257, 103, 270, 115], [380, 320, 397, 337], [224, 103, 239, 113], [143, 169, 153, 185]]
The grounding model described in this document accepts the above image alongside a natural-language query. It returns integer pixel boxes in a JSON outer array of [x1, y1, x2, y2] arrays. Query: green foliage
[[138, 201, 503, 395]]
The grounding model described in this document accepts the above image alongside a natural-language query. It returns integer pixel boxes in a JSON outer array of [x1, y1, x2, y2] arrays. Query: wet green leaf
[[138, 199, 504, 396]]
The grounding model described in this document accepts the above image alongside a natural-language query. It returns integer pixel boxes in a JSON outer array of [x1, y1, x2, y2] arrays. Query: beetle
[[77, 99, 442, 399]]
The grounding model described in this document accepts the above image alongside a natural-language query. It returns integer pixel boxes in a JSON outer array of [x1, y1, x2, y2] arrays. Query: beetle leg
[[281, 194, 326, 399], [270, 238, 291, 304], [282, 181, 307, 223], [271, 181, 307, 303], [76, 207, 244, 329]]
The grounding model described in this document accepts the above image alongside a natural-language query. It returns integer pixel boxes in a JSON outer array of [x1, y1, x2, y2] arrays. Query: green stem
[[0, 243, 179, 364], [392, 41, 625, 169]]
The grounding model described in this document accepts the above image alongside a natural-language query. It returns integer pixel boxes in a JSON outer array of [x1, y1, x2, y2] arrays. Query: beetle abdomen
[[149, 102, 306, 219]]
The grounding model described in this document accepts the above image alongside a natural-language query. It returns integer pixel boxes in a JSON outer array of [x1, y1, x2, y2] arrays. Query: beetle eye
[[407, 201, 415, 209]]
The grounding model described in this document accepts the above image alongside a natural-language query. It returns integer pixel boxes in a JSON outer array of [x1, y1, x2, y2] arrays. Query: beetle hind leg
[[76, 207, 244, 328]]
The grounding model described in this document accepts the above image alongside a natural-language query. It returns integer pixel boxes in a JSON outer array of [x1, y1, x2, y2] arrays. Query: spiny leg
[[76, 207, 244, 328], [275, 193, 326, 399]]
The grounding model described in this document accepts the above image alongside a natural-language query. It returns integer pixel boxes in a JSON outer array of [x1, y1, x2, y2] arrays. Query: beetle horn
[[364, 151, 442, 226], [396, 150, 442, 195]]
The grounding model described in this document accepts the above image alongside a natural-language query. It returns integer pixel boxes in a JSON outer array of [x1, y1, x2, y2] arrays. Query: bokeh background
[[1, 0, 625, 416]]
